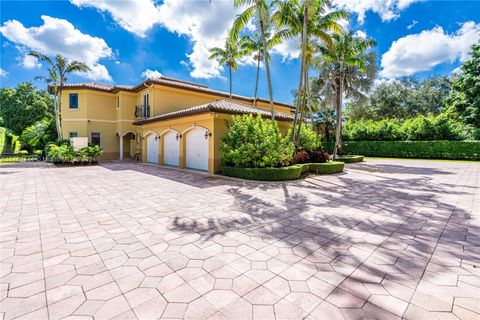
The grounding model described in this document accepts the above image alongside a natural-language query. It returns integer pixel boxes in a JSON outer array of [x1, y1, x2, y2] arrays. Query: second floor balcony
[[135, 105, 150, 120]]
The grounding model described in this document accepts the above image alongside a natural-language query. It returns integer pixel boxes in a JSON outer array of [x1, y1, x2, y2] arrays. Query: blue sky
[[1, 0, 479, 104]]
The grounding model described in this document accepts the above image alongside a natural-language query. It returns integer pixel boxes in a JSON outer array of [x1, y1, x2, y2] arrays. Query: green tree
[[0, 82, 54, 135], [209, 37, 250, 99], [230, 0, 277, 119], [20, 118, 56, 151], [29, 52, 90, 140], [446, 42, 480, 127], [242, 29, 286, 106], [312, 32, 378, 158], [274, 0, 347, 144]]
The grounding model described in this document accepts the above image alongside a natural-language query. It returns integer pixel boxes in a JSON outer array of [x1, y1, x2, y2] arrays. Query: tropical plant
[[29, 52, 90, 140], [20, 118, 56, 151], [47, 143, 103, 164], [287, 124, 320, 152], [220, 114, 294, 168], [209, 37, 250, 99], [311, 31, 378, 158], [273, 0, 347, 145], [0, 83, 54, 136], [242, 29, 286, 106], [230, 0, 277, 119]]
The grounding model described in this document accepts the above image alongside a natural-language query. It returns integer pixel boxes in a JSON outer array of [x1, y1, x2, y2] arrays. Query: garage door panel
[[186, 128, 209, 171], [164, 132, 180, 167], [147, 134, 158, 163]]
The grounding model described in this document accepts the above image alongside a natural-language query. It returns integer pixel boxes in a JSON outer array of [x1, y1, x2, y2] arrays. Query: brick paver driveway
[[1, 159, 479, 320]]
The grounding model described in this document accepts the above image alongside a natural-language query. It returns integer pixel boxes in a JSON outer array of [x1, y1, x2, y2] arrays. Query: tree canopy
[[0, 82, 54, 136]]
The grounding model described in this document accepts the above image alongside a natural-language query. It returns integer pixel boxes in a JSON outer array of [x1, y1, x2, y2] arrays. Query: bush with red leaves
[[293, 150, 311, 164], [310, 150, 330, 163]]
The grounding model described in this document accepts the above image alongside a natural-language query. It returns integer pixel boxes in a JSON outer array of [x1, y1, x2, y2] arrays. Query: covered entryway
[[163, 131, 180, 166], [186, 128, 209, 171], [146, 134, 159, 163]]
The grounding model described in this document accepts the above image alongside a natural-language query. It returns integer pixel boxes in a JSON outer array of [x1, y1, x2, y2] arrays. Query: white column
[[119, 134, 124, 160]]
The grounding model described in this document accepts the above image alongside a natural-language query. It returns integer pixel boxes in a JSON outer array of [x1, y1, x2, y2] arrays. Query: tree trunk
[[229, 66, 232, 99], [293, 4, 308, 145], [295, 61, 309, 143], [333, 78, 343, 160], [253, 52, 261, 107], [259, 19, 275, 121], [56, 89, 63, 140]]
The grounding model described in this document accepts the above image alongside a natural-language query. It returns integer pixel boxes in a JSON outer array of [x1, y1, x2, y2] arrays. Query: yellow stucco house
[[60, 76, 294, 173]]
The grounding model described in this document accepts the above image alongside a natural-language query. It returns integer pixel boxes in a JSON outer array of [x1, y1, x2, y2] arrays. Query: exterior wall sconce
[[175, 133, 182, 140], [204, 131, 212, 139]]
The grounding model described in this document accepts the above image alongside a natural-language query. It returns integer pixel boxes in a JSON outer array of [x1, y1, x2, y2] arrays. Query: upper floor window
[[116, 96, 120, 109], [90, 132, 101, 147], [69, 93, 78, 109], [69, 132, 78, 138]]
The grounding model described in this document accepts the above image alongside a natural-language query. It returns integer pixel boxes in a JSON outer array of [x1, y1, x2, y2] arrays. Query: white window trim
[[89, 132, 102, 147]]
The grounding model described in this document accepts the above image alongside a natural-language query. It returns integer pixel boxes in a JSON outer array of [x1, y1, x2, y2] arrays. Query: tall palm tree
[[209, 37, 249, 99], [29, 52, 90, 140], [242, 29, 287, 106], [230, 0, 277, 120], [311, 32, 377, 158], [273, 0, 347, 145]]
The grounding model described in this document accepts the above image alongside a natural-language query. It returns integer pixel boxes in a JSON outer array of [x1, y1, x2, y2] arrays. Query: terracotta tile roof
[[59, 76, 294, 109], [133, 99, 293, 125]]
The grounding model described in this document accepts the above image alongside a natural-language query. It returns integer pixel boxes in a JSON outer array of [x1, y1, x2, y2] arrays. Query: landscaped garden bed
[[47, 142, 103, 165], [220, 115, 344, 181]]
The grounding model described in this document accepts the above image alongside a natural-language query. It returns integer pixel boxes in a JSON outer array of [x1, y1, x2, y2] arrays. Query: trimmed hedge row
[[222, 161, 346, 181], [222, 165, 303, 181], [335, 155, 364, 163], [306, 162, 345, 174], [324, 141, 480, 160]]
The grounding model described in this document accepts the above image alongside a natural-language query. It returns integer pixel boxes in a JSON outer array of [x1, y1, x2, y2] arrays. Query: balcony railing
[[135, 105, 150, 119]]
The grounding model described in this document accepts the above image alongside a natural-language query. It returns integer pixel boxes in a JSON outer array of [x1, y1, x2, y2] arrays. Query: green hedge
[[307, 161, 344, 174], [324, 141, 480, 160], [222, 165, 302, 181], [335, 155, 364, 163]]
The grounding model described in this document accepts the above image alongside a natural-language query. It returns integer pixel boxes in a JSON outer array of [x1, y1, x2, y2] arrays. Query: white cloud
[[21, 54, 41, 69], [0, 68, 7, 77], [141, 69, 163, 79], [380, 21, 480, 78], [332, 0, 421, 23], [354, 30, 367, 39], [272, 37, 300, 62], [407, 20, 418, 30], [70, 0, 161, 38], [0, 15, 113, 81]]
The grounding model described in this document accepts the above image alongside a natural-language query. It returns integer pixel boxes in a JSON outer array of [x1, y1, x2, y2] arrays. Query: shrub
[[308, 161, 344, 174], [344, 114, 469, 141], [287, 125, 320, 152], [222, 165, 302, 181], [324, 141, 480, 160], [335, 155, 364, 163], [47, 144, 103, 164], [310, 150, 330, 163], [221, 114, 294, 168], [293, 150, 310, 164]]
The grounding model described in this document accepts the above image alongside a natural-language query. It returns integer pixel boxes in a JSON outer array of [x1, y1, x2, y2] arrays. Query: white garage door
[[186, 128, 209, 171], [147, 134, 158, 163], [163, 131, 180, 166]]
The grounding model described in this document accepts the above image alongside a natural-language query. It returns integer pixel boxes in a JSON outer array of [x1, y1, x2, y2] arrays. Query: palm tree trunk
[[333, 78, 343, 160], [56, 90, 63, 140], [253, 52, 261, 107], [259, 19, 275, 121], [295, 61, 309, 143], [229, 66, 232, 99]]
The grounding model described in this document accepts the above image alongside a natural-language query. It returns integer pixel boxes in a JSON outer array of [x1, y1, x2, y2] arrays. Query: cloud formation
[[0, 16, 113, 81], [380, 21, 480, 78], [141, 69, 163, 79], [332, 0, 421, 23]]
